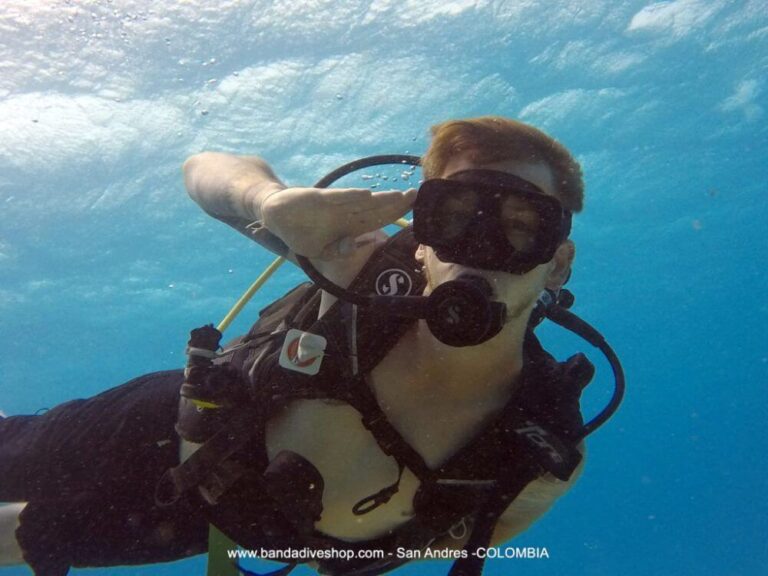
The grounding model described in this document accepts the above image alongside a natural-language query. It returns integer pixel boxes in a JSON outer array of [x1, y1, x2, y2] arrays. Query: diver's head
[[415, 117, 583, 322], [420, 116, 584, 211]]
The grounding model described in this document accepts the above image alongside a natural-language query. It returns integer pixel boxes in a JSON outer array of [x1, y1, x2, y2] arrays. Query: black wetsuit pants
[[0, 371, 209, 575]]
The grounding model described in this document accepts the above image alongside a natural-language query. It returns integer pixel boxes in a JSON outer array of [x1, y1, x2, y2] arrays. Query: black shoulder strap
[[328, 226, 425, 379], [313, 228, 437, 509]]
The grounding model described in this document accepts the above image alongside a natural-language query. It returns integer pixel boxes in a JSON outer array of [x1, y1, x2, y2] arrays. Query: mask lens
[[498, 193, 541, 252], [430, 188, 480, 241]]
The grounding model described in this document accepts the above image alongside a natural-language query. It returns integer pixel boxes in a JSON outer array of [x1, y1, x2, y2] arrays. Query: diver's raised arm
[[183, 152, 292, 258], [183, 152, 416, 262]]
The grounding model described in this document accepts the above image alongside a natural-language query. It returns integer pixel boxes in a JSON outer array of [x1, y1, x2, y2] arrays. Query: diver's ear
[[415, 244, 427, 264], [546, 240, 575, 290]]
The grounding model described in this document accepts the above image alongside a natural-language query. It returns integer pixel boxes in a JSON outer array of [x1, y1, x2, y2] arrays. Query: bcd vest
[[157, 228, 593, 576]]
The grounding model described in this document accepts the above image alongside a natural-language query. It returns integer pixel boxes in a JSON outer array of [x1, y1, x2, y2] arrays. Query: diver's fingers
[[345, 190, 415, 218], [345, 190, 415, 227], [322, 188, 415, 208], [322, 188, 373, 205], [349, 188, 416, 208], [319, 233, 380, 260], [315, 193, 414, 260]]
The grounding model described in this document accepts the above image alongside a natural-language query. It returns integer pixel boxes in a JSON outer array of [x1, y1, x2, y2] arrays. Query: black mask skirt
[[413, 169, 572, 274]]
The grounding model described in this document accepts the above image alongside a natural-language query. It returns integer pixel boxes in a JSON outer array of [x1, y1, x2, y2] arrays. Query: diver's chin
[[504, 297, 537, 323], [432, 260, 490, 283]]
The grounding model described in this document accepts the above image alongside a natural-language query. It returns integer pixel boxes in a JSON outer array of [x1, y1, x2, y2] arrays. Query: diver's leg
[[0, 502, 25, 566], [0, 409, 28, 566], [1, 370, 208, 571], [0, 370, 185, 503]]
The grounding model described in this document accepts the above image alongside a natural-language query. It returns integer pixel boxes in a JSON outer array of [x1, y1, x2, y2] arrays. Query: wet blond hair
[[421, 116, 584, 212]]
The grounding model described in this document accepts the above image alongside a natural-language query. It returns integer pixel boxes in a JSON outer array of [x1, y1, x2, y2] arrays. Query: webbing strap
[[448, 468, 540, 576], [346, 376, 435, 482]]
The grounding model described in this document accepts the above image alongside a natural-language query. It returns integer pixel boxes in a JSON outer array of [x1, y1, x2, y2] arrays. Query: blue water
[[1, 1, 767, 575]]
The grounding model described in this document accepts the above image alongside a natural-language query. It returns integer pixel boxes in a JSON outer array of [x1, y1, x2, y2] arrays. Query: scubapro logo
[[375, 269, 413, 296], [446, 305, 461, 325]]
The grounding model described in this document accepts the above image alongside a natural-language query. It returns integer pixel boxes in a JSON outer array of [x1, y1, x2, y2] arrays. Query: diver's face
[[416, 154, 574, 321]]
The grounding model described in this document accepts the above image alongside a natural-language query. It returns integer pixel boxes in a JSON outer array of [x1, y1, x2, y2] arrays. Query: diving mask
[[413, 169, 572, 274]]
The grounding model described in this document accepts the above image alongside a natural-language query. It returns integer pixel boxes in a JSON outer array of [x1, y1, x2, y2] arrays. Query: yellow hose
[[216, 256, 286, 333]]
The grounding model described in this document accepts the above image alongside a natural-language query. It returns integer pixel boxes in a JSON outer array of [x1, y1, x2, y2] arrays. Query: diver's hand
[[261, 187, 416, 260]]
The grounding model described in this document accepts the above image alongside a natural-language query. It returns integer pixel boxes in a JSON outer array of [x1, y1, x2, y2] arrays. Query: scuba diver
[[0, 116, 623, 576]]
